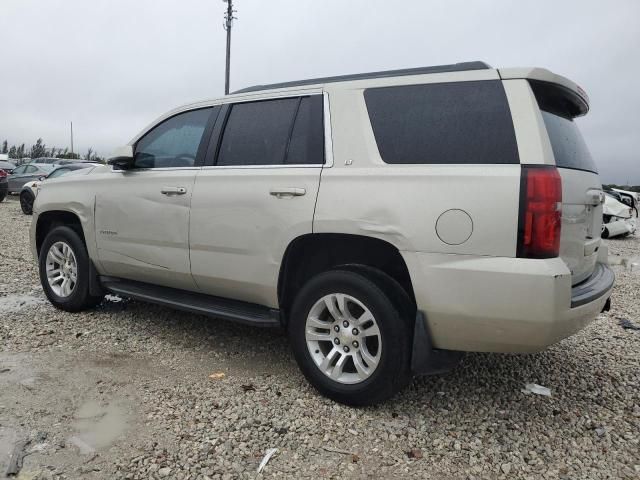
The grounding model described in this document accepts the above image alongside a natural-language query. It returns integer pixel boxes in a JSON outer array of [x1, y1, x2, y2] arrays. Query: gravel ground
[[1, 197, 639, 479]]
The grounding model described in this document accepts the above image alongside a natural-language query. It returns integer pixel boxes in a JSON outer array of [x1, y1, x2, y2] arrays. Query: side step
[[99, 277, 281, 328]]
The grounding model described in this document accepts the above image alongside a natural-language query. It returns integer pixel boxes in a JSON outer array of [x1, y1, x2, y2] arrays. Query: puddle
[[0, 427, 23, 474], [608, 255, 640, 270], [68, 400, 129, 454], [0, 294, 45, 313]]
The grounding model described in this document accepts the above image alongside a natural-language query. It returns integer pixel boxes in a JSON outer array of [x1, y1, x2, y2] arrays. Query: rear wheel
[[39, 226, 103, 312], [289, 270, 412, 406], [20, 190, 34, 215]]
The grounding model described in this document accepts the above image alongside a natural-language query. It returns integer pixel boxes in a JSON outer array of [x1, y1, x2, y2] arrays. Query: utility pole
[[70, 121, 74, 156], [223, 0, 236, 95]]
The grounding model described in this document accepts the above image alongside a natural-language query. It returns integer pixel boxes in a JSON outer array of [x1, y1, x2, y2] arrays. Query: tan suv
[[30, 61, 614, 405]]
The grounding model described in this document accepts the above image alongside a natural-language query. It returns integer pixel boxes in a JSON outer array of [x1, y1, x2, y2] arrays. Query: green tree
[[1, 140, 7, 154], [8, 145, 17, 159], [30, 138, 47, 159]]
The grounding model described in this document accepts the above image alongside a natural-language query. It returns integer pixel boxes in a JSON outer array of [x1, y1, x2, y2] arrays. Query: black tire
[[289, 269, 412, 406], [602, 228, 609, 239], [39, 226, 103, 312], [20, 190, 34, 215]]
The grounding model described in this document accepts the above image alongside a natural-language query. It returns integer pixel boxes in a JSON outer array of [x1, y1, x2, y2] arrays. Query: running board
[[99, 277, 281, 328]]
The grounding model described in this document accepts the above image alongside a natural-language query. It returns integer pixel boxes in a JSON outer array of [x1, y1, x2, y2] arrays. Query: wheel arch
[[277, 233, 416, 323], [35, 210, 87, 256]]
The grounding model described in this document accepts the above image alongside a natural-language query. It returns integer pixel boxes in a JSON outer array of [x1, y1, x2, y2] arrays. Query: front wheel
[[20, 190, 34, 215], [289, 270, 412, 406], [39, 226, 103, 312]]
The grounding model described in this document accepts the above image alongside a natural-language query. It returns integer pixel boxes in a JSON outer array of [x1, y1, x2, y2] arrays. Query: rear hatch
[[530, 80, 602, 285]]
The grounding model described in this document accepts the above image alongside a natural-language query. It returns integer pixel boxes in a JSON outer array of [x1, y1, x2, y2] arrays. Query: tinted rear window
[[364, 80, 519, 164], [217, 98, 299, 166], [541, 111, 597, 173], [286, 96, 324, 165]]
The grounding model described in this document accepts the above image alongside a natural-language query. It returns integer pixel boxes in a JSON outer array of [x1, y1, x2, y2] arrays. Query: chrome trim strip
[[201, 164, 323, 170], [110, 166, 201, 173]]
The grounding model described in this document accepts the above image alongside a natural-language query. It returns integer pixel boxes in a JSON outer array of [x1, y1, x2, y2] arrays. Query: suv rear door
[[189, 93, 325, 308], [531, 80, 602, 285]]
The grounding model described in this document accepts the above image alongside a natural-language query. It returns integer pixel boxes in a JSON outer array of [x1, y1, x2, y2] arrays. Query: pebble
[[1, 199, 639, 479]]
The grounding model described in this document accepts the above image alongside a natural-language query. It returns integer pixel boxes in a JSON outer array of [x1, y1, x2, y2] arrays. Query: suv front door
[[189, 94, 326, 307], [95, 107, 217, 290]]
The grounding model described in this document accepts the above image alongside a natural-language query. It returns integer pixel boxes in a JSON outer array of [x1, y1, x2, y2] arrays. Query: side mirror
[[108, 145, 135, 170], [38, 176, 46, 181]]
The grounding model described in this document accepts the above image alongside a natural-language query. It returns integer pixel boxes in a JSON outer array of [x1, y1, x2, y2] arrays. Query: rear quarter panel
[[314, 84, 520, 257]]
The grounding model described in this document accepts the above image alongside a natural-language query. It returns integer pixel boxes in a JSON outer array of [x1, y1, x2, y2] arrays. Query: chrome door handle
[[161, 186, 187, 195], [269, 187, 306, 198]]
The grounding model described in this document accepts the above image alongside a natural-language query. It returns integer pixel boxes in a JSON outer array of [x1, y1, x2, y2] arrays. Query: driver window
[[134, 107, 212, 169]]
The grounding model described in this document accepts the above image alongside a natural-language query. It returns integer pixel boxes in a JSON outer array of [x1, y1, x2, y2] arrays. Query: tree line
[[1, 138, 105, 164]]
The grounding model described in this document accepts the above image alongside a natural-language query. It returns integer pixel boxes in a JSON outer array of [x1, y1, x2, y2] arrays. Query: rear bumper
[[571, 262, 615, 307], [403, 251, 614, 353]]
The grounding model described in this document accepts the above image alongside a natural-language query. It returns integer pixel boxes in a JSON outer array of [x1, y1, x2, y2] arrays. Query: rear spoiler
[[499, 67, 589, 117]]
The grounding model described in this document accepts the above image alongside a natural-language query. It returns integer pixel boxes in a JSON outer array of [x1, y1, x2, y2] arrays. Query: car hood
[[604, 195, 631, 218]]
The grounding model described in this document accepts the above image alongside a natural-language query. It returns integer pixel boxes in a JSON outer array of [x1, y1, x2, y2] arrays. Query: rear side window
[[217, 98, 298, 166], [364, 80, 519, 164], [217, 96, 324, 166], [135, 107, 212, 169], [286, 96, 324, 165]]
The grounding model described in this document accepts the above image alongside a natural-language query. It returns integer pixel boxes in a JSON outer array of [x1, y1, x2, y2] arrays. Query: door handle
[[269, 187, 306, 198], [161, 186, 187, 195]]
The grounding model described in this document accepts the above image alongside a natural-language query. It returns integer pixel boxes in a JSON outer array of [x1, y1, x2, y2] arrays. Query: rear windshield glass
[[364, 80, 519, 165], [541, 111, 598, 173]]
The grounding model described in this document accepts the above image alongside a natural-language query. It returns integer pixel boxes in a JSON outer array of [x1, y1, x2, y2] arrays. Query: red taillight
[[517, 166, 562, 258], [0, 169, 6, 178]]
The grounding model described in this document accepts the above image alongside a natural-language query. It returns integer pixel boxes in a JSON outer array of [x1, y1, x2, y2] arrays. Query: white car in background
[[602, 193, 636, 238]]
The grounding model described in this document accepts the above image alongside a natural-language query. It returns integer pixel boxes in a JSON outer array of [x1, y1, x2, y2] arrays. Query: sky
[[0, 0, 638, 183]]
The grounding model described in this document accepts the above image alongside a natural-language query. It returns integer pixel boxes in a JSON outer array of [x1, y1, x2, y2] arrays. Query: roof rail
[[233, 61, 491, 94]]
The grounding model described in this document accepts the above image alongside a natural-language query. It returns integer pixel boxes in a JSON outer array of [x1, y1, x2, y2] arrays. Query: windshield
[[47, 168, 70, 179]]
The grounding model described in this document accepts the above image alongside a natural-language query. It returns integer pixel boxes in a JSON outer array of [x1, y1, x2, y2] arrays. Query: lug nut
[[334, 325, 340, 332], [343, 346, 350, 353], [334, 338, 340, 345], [352, 328, 359, 335], [352, 341, 359, 348], [343, 321, 349, 328]]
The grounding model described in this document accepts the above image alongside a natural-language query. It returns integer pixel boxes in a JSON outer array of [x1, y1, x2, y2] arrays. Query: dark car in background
[[0, 169, 8, 202], [0, 160, 17, 174]]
